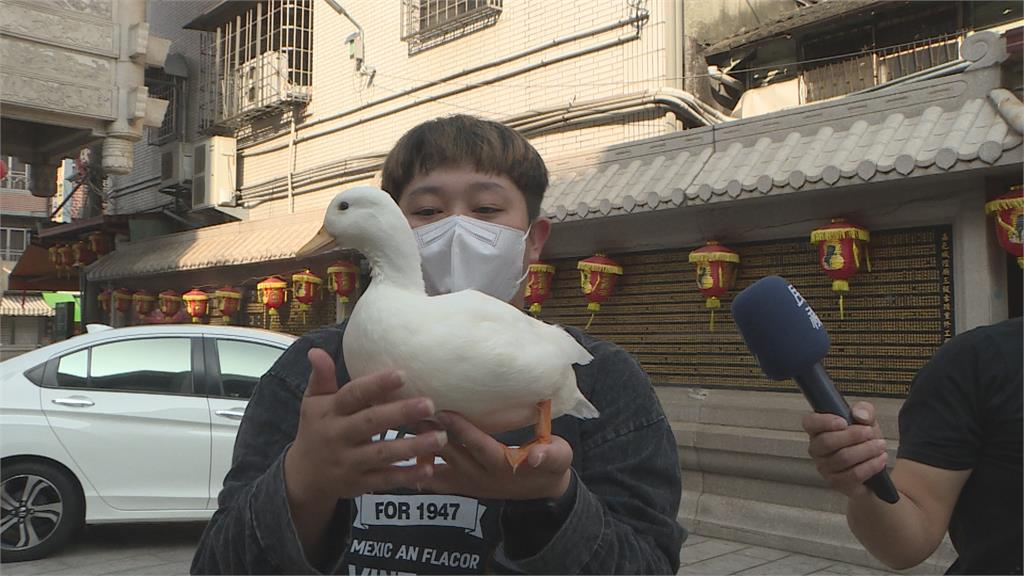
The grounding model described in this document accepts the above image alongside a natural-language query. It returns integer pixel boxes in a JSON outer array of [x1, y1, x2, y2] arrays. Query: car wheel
[[0, 461, 83, 562]]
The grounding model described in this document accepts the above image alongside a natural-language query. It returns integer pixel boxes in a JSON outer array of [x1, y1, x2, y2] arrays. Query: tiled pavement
[[2, 524, 896, 576], [678, 534, 896, 576]]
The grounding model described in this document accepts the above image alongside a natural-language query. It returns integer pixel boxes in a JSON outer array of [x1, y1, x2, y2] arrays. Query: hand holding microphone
[[731, 276, 899, 504]]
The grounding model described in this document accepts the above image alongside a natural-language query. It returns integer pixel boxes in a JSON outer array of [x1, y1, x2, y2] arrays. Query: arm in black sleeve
[[191, 329, 354, 575], [497, 337, 685, 574]]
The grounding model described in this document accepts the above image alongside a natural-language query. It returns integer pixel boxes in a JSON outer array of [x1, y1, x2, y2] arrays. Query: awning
[[542, 51, 1023, 223], [183, 1, 259, 31], [8, 244, 80, 292], [87, 208, 325, 282], [35, 214, 129, 241], [0, 294, 54, 317], [41, 292, 81, 322]]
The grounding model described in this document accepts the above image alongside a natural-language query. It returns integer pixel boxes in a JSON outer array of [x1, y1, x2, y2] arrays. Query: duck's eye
[[338, 201, 350, 211]]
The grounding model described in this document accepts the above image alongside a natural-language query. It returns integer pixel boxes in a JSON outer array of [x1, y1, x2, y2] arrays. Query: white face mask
[[414, 215, 529, 302]]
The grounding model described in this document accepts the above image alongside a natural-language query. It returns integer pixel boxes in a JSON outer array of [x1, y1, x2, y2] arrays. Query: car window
[[215, 339, 282, 399], [56, 349, 88, 388], [88, 338, 193, 394]]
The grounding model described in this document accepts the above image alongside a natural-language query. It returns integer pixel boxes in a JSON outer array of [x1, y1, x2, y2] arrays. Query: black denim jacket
[[191, 323, 685, 574]]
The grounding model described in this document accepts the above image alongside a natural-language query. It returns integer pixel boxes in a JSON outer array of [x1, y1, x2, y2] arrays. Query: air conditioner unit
[[159, 142, 193, 188], [191, 136, 237, 209], [235, 51, 291, 114]]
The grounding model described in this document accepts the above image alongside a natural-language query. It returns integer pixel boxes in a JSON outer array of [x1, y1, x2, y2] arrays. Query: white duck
[[298, 186, 599, 470]]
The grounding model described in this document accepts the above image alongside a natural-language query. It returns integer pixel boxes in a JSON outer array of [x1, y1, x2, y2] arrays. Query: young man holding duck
[[191, 115, 684, 575]]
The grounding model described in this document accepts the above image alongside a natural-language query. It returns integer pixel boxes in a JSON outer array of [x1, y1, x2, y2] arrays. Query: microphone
[[731, 275, 899, 504]]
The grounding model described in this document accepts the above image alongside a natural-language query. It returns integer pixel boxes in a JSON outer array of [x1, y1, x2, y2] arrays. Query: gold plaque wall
[[540, 226, 954, 397]]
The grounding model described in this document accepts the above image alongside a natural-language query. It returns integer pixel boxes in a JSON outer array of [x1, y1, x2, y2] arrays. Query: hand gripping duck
[[298, 186, 599, 471]]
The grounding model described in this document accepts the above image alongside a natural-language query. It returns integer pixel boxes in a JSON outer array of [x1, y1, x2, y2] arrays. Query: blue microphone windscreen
[[731, 275, 830, 380]]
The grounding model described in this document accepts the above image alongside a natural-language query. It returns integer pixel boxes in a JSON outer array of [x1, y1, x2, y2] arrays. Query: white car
[[0, 324, 296, 562]]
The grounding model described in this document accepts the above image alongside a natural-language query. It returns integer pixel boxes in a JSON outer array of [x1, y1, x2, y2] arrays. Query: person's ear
[[526, 217, 551, 261]]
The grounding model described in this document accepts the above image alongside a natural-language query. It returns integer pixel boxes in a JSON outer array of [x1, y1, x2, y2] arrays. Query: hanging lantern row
[[688, 241, 740, 331], [810, 218, 871, 319], [47, 232, 113, 278], [985, 186, 1023, 269], [577, 253, 624, 329]]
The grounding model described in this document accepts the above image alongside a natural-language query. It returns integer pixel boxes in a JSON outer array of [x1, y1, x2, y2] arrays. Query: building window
[[198, 0, 313, 131], [1, 156, 30, 191], [0, 227, 31, 261], [401, 0, 502, 54], [146, 68, 187, 145]]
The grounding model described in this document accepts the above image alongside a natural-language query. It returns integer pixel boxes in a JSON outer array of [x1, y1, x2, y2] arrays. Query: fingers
[[333, 371, 405, 416], [824, 452, 888, 494], [807, 425, 878, 458], [343, 397, 437, 440], [815, 438, 888, 474], [850, 402, 876, 426], [305, 348, 340, 397], [363, 462, 436, 493], [435, 412, 507, 470], [526, 438, 573, 471], [802, 412, 848, 436], [352, 430, 448, 469]]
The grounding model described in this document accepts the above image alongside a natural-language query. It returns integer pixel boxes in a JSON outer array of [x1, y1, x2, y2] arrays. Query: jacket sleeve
[[497, 338, 685, 574], [191, 331, 353, 575]]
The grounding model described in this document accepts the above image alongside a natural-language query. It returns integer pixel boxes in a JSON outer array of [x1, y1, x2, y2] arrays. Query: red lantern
[[182, 289, 209, 324], [985, 186, 1024, 269], [56, 245, 74, 278], [524, 262, 555, 316], [810, 218, 871, 319], [257, 276, 288, 318], [291, 269, 322, 322], [327, 260, 360, 303], [688, 241, 740, 331], [88, 232, 111, 256], [48, 246, 60, 272], [214, 286, 242, 319], [577, 254, 623, 329], [98, 288, 112, 315], [113, 288, 132, 314], [72, 240, 96, 268], [132, 290, 155, 316], [158, 290, 181, 316]]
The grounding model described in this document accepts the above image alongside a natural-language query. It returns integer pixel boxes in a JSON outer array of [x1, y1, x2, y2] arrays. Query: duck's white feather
[[309, 185, 600, 435], [345, 284, 596, 433]]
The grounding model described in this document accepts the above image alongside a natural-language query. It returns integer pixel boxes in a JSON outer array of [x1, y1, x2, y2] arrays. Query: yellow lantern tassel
[[709, 308, 715, 332], [865, 248, 872, 272], [585, 312, 595, 331], [1018, 256, 1023, 270], [529, 303, 541, 316], [839, 294, 845, 320]]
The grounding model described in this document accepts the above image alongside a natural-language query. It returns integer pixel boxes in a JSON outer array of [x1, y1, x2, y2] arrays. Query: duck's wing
[[428, 289, 593, 366]]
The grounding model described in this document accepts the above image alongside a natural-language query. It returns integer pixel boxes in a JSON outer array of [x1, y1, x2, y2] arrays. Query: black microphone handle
[[794, 364, 900, 504]]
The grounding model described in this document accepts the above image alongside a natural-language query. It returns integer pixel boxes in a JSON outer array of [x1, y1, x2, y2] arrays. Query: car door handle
[[214, 408, 246, 420], [51, 397, 95, 408]]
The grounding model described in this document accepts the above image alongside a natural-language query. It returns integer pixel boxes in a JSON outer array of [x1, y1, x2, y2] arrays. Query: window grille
[[146, 69, 186, 145], [0, 227, 31, 261], [198, 0, 313, 131], [401, 0, 502, 54], [1, 156, 30, 191], [803, 33, 963, 103]]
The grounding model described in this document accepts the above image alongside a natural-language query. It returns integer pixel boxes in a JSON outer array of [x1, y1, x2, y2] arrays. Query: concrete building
[[81, 1, 1022, 571]]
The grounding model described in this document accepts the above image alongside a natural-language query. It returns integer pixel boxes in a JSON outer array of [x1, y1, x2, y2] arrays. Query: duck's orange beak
[[295, 225, 335, 258]]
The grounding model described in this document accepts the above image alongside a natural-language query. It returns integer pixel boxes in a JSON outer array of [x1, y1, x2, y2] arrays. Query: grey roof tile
[[542, 77, 1023, 223]]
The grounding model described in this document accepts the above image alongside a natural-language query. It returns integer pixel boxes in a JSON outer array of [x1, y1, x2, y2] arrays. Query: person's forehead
[[403, 168, 523, 200]]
